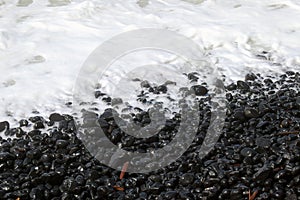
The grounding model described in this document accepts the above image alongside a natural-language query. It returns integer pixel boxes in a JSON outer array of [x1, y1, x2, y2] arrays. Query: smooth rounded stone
[[19, 119, 29, 127], [179, 173, 194, 186], [240, 147, 257, 157], [191, 85, 208, 96], [49, 113, 65, 122], [236, 80, 250, 91], [233, 108, 245, 121], [263, 78, 273, 85], [280, 119, 290, 128], [0, 121, 9, 132], [245, 73, 257, 81], [255, 137, 271, 148], [34, 121, 45, 129], [226, 83, 237, 91], [157, 85, 168, 93], [40, 154, 53, 163], [55, 140, 69, 149], [141, 80, 151, 88], [111, 98, 123, 106], [244, 107, 259, 118]]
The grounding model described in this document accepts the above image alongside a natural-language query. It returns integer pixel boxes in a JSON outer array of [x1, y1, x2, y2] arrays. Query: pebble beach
[[0, 0, 300, 200]]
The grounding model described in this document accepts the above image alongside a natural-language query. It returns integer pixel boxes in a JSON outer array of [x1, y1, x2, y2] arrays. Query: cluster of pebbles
[[0, 71, 299, 200]]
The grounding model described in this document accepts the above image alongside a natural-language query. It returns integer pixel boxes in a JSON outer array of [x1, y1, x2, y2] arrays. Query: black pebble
[[237, 80, 250, 91], [191, 85, 208, 96], [245, 73, 257, 81], [0, 121, 9, 132], [240, 147, 256, 157], [34, 121, 45, 129], [157, 85, 168, 93], [141, 80, 151, 88], [49, 113, 65, 122], [19, 119, 28, 127], [244, 107, 259, 118], [179, 173, 194, 186], [226, 83, 237, 91]]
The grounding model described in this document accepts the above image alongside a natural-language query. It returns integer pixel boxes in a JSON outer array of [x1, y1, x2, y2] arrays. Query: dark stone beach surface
[[0, 71, 299, 200]]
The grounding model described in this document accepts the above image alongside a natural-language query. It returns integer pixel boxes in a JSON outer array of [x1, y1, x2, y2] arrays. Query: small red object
[[113, 185, 124, 191], [119, 161, 129, 180]]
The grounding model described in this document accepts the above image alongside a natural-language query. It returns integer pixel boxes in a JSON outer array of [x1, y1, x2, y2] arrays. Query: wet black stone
[[244, 107, 259, 118], [49, 113, 65, 122], [226, 83, 237, 91], [56, 140, 69, 149], [19, 119, 29, 127], [240, 147, 256, 157], [237, 80, 250, 91], [157, 85, 168, 93], [191, 85, 208, 96], [245, 73, 257, 81], [233, 108, 245, 121], [34, 121, 45, 129], [179, 173, 194, 186], [141, 80, 151, 88], [0, 121, 9, 132]]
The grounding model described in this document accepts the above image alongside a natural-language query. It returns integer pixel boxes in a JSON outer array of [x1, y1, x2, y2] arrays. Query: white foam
[[0, 0, 300, 128]]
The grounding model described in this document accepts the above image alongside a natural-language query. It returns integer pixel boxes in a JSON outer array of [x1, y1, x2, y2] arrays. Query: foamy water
[[0, 0, 300, 128]]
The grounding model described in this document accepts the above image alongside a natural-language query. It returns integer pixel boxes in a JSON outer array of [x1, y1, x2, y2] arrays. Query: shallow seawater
[[0, 0, 300, 129]]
